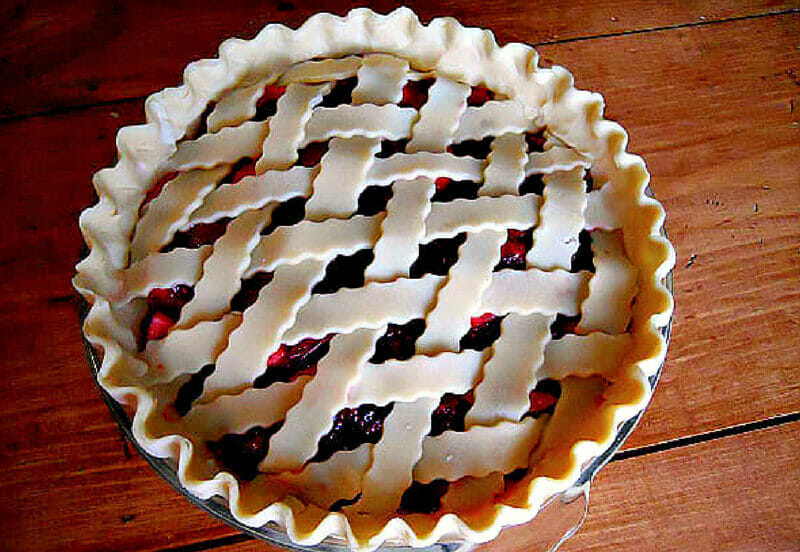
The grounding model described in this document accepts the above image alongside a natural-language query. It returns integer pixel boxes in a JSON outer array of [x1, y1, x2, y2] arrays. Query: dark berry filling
[[356, 185, 393, 216], [495, 229, 533, 271], [399, 79, 435, 110], [230, 272, 274, 312], [459, 313, 504, 351], [431, 177, 480, 203], [467, 86, 495, 107], [143, 171, 178, 207], [519, 173, 545, 196], [584, 171, 595, 192], [312, 249, 374, 295], [398, 480, 450, 514], [138, 285, 195, 350], [502, 467, 529, 491], [409, 233, 466, 278], [262, 196, 307, 235], [163, 218, 231, 251], [254, 84, 287, 121], [296, 140, 330, 167], [447, 137, 493, 159], [253, 334, 334, 389], [570, 230, 595, 273], [173, 364, 215, 417], [370, 319, 426, 363], [330, 494, 362, 512], [429, 390, 474, 436], [185, 101, 216, 141], [321, 77, 358, 108], [550, 313, 581, 339], [222, 157, 257, 184], [207, 423, 282, 481], [523, 379, 562, 419], [525, 129, 546, 153], [375, 138, 409, 159], [312, 404, 394, 463]]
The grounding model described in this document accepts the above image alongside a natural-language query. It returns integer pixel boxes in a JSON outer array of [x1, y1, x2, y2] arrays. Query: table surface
[[1, 1, 798, 550]]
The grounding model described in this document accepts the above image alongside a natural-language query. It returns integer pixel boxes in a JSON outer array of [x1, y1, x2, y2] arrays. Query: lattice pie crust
[[74, 8, 674, 551]]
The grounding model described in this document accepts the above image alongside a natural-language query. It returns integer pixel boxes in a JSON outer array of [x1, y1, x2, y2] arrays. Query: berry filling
[[409, 233, 467, 278], [447, 137, 493, 159], [321, 77, 358, 108], [375, 138, 409, 159], [519, 173, 545, 196], [370, 319, 426, 363], [329, 494, 362, 512], [163, 218, 231, 251], [207, 423, 282, 481], [550, 313, 581, 339], [230, 272, 274, 312], [173, 364, 215, 417], [467, 86, 495, 107], [525, 129, 546, 153], [584, 171, 595, 192], [254, 334, 335, 389], [460, 313, 504, 351], [398, 480, 450, 514], [254, 84, 287, 121], [143, 171, 178, 207], [185, 101, 217, 141], [356, 185, 393, 216], [312, 249, 375, 295], [570, 230, 595, 273], [431, 177, 480, 203], [262, 196, 307, 235], [312, 404, 394, 463], [495, 229, 533, 271], [524, 379, 562, 418], [429, 390, 474, 436], [399, 79, 434, 109], [222, 157, 257, 184], [502, 467, 529, 491], [296, 140, 330, 167], [138, 285, 195, 350]]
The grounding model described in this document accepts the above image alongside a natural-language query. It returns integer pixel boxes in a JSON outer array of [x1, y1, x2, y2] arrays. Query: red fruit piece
[[434, 177, 451, 193], [430, 390, 475, 436], [296, 141, 329, 167], [166, 218, 231, 250], [255, 334, 335, 389], [470, 312, 499, 328], [496, 229, 533, 271], [147, 284, 194, 312], [146, 311, 175, 340], [528, 391, 558, 414], [467, 86, 495, 106], [143, 171, 178, 206], [254, 84, 286, 120], [525, 129, 547, 153], [400, 79, 434, 109], [225, 157, 257, 184]]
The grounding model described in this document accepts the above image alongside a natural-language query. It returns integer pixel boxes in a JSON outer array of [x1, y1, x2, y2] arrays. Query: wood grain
[[219, 423, 800, 552], [0, 8, 798, 552], [1, 0, 794, 118]]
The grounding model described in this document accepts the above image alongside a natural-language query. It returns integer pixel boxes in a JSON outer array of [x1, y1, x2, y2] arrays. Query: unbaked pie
[[74, 7, 674, 551]]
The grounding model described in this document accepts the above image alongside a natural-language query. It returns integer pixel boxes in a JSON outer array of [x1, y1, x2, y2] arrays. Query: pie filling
[[75, 23, 670, 545]]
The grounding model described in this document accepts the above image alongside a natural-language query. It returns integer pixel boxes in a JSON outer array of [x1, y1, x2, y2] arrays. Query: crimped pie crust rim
[[73, 7, 675, 551]]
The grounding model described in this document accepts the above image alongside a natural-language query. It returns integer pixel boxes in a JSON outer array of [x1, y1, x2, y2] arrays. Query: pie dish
[[74, 7, 674, 551]]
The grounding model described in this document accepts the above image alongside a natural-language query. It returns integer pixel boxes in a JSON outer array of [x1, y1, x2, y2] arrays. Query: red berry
[[467, 86, 494, 106], [434, 177, 452, 193], [400, 79, 433, 109], [226, 157, 257, 184], [528, 391, 558, 414], [297, 141, 329, 167], [261, 84, 286, 103], [144, 171, 178, 205], [470, 312, 499, 329], [146, 312, 176, 340]]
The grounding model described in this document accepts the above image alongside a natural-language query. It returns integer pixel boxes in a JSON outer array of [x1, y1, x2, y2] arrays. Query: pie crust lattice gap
[[74, 8, 674, 551]]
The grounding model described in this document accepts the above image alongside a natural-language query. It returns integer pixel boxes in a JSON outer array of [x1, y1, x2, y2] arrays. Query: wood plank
[[219, 423, 800, 552], [1, 0, 794, 118], [533, 12, 800, 450], [0, 12, 798, 552]]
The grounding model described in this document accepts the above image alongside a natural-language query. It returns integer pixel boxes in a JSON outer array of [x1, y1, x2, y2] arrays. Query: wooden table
[[2, 1, 798, 550]]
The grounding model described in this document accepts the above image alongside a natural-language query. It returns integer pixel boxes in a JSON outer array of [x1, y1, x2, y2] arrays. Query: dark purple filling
[[321, 77, 358, 108], [459, 313, 504, 352], [431, 177, 480, 203], [262, 196, 307, 235], [550, 313, 582, 340], [429, 390, 475, 436], [370, 319, 426, 363], [447, 137, 493, 159], [253, 85, 286, 121], [398, 480, 450, 514], [399, 79, 435, 109], [312, 404, 394, 463], [312, 249, 374, 295], [570, 230, 595, 273], [162, 218, 231, 252], [357, 185, 393, 216], [525, 129, 546, 153], [519, 173, 545, 196], [207, 423, 282, 481], [230, 272, 274, 312], [173, 364, 215, 417], [495, 229, 533, 271], [409, 233, 466, 278], [253, 335, 334, 389]]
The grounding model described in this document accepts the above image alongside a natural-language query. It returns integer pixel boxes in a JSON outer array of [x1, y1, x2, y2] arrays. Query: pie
[[74, 7, 674, 551]]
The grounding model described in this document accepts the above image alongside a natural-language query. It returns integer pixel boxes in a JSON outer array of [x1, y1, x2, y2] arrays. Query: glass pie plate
[[79, 226, 673, 552]]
